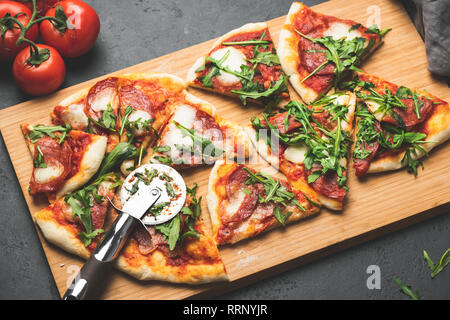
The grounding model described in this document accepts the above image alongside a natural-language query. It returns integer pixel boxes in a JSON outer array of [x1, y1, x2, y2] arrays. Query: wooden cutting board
[[0, 0, 449, 300]]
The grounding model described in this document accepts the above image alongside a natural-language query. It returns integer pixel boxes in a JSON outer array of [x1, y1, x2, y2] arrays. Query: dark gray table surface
[[0, 0, 448, 300]]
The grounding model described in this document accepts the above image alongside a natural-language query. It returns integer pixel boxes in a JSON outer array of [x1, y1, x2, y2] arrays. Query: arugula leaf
[[119, 106, 134, 137], [28, 124, 72, 144], [294, 29, 387, 88], [153, 145, 171, 153], [247, 50, 280, 67], [198, 34, 289, 106], [95, 142, 137, 179], [79, 229, 104, 247], [65, 188, 103, 246], [153, 184, 202, 250], [149, 202, 170, 216], [231, 74, 288, 106], [242, 167, 305, 211], [174, 121, 224, 160], [273, 207, 292, 226], [252, 99, 352, 189], [423, 248, 450, 278], [165, 181, 175, 198], [365, 24, 392, 36], [33, 145, 47, 168], [152, 155, 173, 165], [393, 277, 420, 300], [99, 104, 116, 130]]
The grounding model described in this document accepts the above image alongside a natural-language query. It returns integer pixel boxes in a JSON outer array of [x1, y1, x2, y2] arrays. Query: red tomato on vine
[[14, 0, 58, 16], [40, 0, 100, 58], [12, 44, 66, 96], [0, 1, 39, 61]]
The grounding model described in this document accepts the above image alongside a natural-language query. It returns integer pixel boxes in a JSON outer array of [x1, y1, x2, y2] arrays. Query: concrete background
[[0, 0, 448, 300]]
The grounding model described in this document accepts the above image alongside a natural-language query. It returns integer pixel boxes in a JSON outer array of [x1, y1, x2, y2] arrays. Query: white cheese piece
[[90, 88, 117, 112], [224, 191, 247, 221], [128, 109, 152, 135], [284, 143, 310, 164], [365, 100, 384, 122], [61, 103, 88, 130], [172, 104, 197, 128], [34, 164, 64, 184], [161, 105, 198, 156], [120, 159, 135, 176], [209, 47, 246, 85], [323, 22, 362, 40]]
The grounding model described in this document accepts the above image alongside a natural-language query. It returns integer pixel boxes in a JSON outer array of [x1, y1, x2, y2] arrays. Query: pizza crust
[[33, 201, 92, 259], [54, 134, 107, 200], [116, 235, 228, 284]]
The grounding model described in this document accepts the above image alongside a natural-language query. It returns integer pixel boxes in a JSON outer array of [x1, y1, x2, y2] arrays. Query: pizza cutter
[[63, 164, 186, 300]]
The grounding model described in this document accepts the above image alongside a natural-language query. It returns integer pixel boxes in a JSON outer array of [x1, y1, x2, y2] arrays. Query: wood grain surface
[[0, 0, 449, 300]]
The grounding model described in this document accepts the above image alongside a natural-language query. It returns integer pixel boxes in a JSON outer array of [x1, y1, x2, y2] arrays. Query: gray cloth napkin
[[410, 0, 450, 77]]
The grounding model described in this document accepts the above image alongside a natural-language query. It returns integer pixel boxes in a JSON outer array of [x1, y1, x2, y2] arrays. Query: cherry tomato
[[14, 0, 58, 17], [40, 0, 100, 58], [12, 44, 65, 96], [0, 1, 39, 62]]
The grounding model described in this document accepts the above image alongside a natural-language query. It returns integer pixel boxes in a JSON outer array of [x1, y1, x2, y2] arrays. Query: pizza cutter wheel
[[63, 164, 187, 300]]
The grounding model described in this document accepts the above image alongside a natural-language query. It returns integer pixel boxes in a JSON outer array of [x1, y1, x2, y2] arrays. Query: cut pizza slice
[[116, 183, 228, 283], [187, 22, 290, 108], [21, 123, 108, 202], [149, 91, 250, 169], [33, 173, 121, 258], [247, 91, 356, 210], [207, 159, 320, 245], [278, 2, 390, 104], [351, 72, 450, 176], [51, 77, 121, 153], [115, 73, 188, 174], [51, 73, 189, 176]]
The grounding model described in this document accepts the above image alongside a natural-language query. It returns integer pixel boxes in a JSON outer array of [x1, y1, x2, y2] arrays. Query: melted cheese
[[90, 90, 116, 112], [172, 105, 196, 128], [161, 105, 198, 158], [323, 22, 362, 40], [34, 164, 64, 184], [128, 109, 152, 135], [224, 191, 246, 220], [365, 100, 384, 122], [209, 47, 246, 85], [61, 103, 88, 130], [284, 143, 309, 164]]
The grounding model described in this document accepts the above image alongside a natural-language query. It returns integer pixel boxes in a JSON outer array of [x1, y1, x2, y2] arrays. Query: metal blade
[[120, 164, 187, 225], [122, 187, 161, 219]]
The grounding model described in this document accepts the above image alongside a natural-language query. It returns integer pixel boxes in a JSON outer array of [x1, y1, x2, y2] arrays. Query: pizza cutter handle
[[63, 213, 138, 300]]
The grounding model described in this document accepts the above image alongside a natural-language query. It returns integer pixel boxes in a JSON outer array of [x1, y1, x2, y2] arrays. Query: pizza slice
[[187, 22, 290, 108], [278, 2, 390, 104], [51, 73, 188, 176], [51, 77, 120, 153], [247, 91, 356, 210], [207, 159, 320, 245], [149, 91, 250, 169], [115, 73, 187, 174], [21, 123, 108, 202], [33, 173, 121, 258], [116, 183, 228, 283], [351, 72, 450, 176]]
